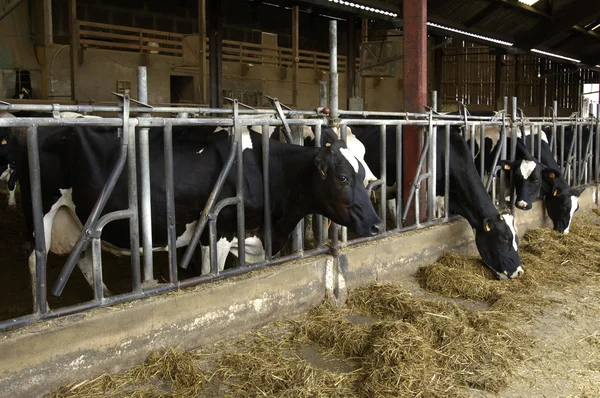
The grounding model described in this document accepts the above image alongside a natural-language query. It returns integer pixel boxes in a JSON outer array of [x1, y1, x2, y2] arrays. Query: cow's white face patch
[[340, 147, 359, 173], [197, 148, 204, 154], [519, 159, 537, 179], [563, 195, 579, 234], [0, 164, 11, 182], [540, 131, 549, 143], [501, 213, 518, 251]]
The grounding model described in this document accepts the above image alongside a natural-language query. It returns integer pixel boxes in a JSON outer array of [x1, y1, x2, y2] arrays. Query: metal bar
[[262, 123, 272, 260], [479, 122, 486, 183], [396, 124, 403, 227], [596, 104, 600, 182], [91, 238, 104, 302], [234, 101, 246, 267], [126, 100, 142, 293], [51, 96, 133, 297], [427, 110, 436, 221], [209, 219, 219, 274], [329, 20, 338, 119], [402, 132, 430, 222], [444, 125, 450, 221], [380, 124, 387, 230], [137, 66, 154, 283], [313, 124, 325, 248], [560, 125, 565, 173], [26, 126, 47, 314], [499, 98, 508, 206], [163, 124, 178, 283], [179, 139, 237, 270], [577, 123, 583, 185]]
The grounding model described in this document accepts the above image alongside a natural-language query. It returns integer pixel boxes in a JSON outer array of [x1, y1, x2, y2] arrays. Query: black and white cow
[[314, 120, 523, 279], [13, 87, 31, 100], [447, 110, 542, 211], [522, 126, 585, 233], [14, 124, 383, 295]]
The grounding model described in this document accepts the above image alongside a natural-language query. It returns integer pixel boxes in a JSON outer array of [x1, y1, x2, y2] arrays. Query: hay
[[48, 212, 600, 397], [48, 347, 206, 398], [213, 330, 362, 397]]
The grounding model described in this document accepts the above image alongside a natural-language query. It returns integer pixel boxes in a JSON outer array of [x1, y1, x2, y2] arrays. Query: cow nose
[[510, 266, 524, 279], [370, 221, 384, 235], [516, 200, 528, 209]]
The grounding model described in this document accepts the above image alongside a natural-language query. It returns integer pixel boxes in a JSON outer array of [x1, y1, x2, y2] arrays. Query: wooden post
[[403, 0, 427, 225], [198, 0, 206, 104], [292, 6, 299, 106], [68, 0, 78, 101], [514, 55, 520, 103], [494, 54, 503, 110]]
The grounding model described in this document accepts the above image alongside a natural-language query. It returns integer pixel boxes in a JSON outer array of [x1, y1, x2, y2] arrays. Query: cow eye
[[337, 174, 348, 183]]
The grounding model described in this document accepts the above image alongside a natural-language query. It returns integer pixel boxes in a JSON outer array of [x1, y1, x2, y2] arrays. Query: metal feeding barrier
[[0, 21, 598, 331]]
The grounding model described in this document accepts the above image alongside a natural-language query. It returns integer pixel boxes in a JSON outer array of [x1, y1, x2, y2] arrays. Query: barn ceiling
[[298, 0, 600, 69]]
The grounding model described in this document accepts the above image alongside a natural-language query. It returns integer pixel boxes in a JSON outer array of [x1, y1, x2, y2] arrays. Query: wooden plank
[[79, 20, 184, 38]]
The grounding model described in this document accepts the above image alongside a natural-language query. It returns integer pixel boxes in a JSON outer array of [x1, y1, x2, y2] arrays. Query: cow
[[13, 87, 31, 100], [14, 123, 383, 301], [314, 121, 524, 279], [521, 126, 585, 233], [447, 110, 542, 211]]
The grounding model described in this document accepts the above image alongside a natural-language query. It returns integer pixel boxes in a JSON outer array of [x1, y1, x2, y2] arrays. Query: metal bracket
[[111, 92, 153, 110], [0, 100, 10, 105], [51, 104, 61, 118], [224, 97, 256, 111], [265, 96, 293, 143]]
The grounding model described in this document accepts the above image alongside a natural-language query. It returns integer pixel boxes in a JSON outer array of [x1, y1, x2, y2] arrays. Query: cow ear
[[498, 160, 513, 171], [314, 150, 330, 180], [542, 168, 560, 180]]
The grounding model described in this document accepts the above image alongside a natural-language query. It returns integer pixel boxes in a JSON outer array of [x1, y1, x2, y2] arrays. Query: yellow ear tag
[[325, 143, 331, 147], [503, 164, 511, 170], [485, 222, 491, 232], [549, 172, 556, 179], [327, 219, 332, 229], [499, 214, 504, 221], [320, 169, 325, 177], [553, 190, 558, 197], [1, 139, 6, 145]]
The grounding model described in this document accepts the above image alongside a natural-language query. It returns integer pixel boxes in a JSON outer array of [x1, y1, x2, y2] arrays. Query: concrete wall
[[1, 185, 597, 398]]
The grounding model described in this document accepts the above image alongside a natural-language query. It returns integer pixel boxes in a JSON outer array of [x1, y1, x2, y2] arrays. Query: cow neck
[[267, 142, 320, 248], [448, 151, 499, 228]]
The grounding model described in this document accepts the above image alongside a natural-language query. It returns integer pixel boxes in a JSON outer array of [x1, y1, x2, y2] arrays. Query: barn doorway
[[170, 75, 195, 104]]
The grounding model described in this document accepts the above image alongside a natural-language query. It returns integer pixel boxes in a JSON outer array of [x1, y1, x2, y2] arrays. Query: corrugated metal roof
[[364, 0, 600, 67]]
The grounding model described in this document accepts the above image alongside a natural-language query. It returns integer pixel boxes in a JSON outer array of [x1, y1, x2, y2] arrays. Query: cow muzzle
[[516, 200, 530, 210]]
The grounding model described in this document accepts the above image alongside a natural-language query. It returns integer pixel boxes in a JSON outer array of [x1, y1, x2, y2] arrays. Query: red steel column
[[403, 0, 427, 224]]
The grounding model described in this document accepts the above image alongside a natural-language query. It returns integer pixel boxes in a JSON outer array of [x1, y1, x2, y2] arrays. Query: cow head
[[499, 157, 542, 210], [542, 169, 584, 233], [475, 212, 523, 279], [312, 139, 383, 236], [320, 126, 378, 187], [13, 87, 31, 100]]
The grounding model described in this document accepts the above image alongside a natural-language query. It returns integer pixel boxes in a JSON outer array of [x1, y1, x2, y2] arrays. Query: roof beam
[[489, 0, 600, 43], [515, 0, 600, 50], [464, 2, 503, 28]]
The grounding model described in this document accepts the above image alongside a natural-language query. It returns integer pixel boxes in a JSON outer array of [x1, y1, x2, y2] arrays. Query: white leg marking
[[201, 237, 233, 274], [435, 196, 445, 218], [7, 188, 15, 206], [229, 235, 266, 265]]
